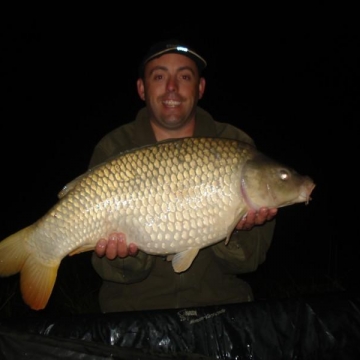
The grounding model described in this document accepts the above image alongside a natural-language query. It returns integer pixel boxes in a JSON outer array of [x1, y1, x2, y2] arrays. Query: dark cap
[[138, 39, 207, 77]]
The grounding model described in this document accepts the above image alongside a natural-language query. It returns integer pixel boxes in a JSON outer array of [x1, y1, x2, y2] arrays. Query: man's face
[[137, 53, 205, 130]]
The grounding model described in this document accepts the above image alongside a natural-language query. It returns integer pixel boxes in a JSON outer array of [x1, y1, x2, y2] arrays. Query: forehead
[[144, 53, 198, 73]]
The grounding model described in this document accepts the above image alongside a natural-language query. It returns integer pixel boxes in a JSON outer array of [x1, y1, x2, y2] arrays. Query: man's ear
[[137, 78, 145, 100], [198, 77, 206, 100]]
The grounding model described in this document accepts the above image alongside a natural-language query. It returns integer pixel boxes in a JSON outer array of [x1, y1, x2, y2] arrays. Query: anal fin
[[171, 248, 200, 273], [69, 244, 95, 256]]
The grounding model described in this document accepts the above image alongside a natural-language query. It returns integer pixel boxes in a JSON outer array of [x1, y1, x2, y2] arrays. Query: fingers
[[113, 233, 127, 259], [128, 242, 139, 257], [266, 207, 278, 221], [95, 239, 107, 257], [95, 233, 139, 259], [236, 207, 277, 231], [255, 207, 278, 224]]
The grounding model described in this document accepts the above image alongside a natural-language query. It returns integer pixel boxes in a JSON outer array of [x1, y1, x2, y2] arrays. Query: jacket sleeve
[[91, 250, 156, 284], [211, 219, 276, 274]]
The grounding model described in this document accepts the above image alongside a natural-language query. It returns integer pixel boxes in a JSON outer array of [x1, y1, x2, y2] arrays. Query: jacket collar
[[132, 106, 218, 147]]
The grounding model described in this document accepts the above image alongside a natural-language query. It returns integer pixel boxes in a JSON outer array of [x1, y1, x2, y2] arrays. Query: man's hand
[[235, 207, 277, 231], [95, 233, 138, 260]]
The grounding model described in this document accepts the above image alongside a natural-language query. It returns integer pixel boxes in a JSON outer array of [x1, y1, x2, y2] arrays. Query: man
[[89, 40, 277, 313]]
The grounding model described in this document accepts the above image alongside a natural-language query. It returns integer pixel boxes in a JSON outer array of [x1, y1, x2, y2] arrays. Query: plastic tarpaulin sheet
[[0, 291, 359, 360]]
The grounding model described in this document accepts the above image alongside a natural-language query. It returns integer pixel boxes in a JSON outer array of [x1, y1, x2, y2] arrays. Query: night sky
[[0, 11, 356, 314]]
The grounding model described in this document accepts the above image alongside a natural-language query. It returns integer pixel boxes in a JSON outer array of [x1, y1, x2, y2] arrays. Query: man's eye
[[154, 74, 163, 80]]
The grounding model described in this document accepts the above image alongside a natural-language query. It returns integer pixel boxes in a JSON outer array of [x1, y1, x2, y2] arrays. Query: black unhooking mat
[[0, 291, 359, 360]]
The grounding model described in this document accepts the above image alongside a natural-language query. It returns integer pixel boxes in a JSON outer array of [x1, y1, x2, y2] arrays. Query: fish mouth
[[301, 181, 316, 205], [240, 177, 316, 209], [274, 180, 316, 208]]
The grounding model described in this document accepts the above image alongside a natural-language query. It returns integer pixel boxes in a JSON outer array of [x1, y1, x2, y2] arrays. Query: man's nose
[[166, 77, 178, 91]]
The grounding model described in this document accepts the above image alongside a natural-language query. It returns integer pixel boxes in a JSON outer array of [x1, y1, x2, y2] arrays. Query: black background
[[0, 7, 356, 315]]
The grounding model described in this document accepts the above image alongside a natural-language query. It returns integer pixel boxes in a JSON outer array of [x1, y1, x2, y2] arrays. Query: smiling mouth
[[163, 100, 181, 107]]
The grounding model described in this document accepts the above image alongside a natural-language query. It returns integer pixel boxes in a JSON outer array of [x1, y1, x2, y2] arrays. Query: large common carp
[[0, 137, 315, 310]]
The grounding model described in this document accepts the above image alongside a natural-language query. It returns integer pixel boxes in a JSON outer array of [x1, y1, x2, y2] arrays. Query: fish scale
[[0, 137, 315, 310]]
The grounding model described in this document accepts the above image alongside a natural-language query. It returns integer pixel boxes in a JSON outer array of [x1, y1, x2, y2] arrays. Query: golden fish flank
[[0, 137, 315, 310]]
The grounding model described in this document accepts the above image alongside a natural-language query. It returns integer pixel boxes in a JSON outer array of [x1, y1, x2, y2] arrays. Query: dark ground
[[0, 8, 356, 318]]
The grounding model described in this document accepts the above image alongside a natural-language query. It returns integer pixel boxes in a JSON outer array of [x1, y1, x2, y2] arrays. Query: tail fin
[[0, 227, 30, 276], [0, 226, 59, 310]]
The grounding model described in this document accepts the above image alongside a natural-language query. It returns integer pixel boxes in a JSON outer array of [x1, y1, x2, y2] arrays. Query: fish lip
[[303, 182, 316, 205]]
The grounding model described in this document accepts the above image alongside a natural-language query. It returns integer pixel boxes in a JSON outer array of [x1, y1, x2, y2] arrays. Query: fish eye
[[279, 169, 290, 181]]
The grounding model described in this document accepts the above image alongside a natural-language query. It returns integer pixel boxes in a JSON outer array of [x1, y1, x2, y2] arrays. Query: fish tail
[[21, 254, 59, 310], [0, 226, 59, 310], [0, 227, 31, 276]]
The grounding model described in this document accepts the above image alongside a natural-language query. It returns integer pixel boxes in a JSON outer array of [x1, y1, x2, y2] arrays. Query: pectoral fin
[[224, 234, 232, 246], [225, 209, 247, 245], [171, 248, 200, 273]]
